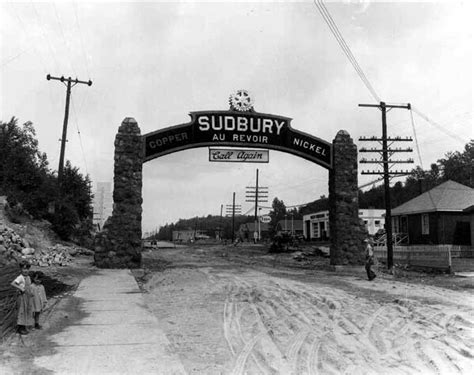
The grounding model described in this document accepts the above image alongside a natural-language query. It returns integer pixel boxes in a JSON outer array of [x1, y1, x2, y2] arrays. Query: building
[[303, 208, 385, 240], [276, 219, 304, 236], [92, 182, 113, 231], [391, 180, 473, 245], [142, 239, 158, 249], [172, 230, 209, 242], [237, 222, 270, 241]]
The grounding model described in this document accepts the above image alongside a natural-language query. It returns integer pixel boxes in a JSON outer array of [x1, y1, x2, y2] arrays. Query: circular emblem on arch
[[229, 89, 254, 112]]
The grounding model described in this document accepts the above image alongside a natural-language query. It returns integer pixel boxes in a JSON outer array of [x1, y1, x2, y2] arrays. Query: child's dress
[[13, 274, 34, 326], [30, 283, 47, 313]]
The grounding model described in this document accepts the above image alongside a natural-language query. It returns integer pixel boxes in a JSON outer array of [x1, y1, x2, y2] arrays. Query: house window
[[392, 217, 400, 233], [421, 214, 429, 235]]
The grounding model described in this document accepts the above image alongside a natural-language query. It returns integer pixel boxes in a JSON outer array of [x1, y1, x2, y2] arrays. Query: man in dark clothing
[[364, 238, 376, 281]]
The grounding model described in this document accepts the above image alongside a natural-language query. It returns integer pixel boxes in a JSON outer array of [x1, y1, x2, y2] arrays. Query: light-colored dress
[[30, 283, 47, 312], [13, 274, 34, 326]]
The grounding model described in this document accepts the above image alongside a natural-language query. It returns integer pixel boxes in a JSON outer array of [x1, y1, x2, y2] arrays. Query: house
[[276, 219, 304, 236], [391, 180, 474, 245], [302, 208, 385, 241], [142, 239, 158, 249], [172, 229, 209, 242]]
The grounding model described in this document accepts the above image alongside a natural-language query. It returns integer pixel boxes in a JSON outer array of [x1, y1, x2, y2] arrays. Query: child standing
[[30, 272, 48, 329], [10, 261, 34, 334]]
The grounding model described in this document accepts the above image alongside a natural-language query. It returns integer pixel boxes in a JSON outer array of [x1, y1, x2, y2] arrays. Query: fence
[[373, 245, 474, 272], [0, 264, 19, 338]]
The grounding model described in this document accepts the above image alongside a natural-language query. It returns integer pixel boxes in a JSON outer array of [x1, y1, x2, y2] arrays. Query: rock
[[21, 247, 35, 255], [292, 251, 305, 261], [67, 247, 78, 256]]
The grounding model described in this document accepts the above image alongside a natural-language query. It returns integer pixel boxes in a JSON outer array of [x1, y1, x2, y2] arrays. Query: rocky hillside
[[0, 198, 93, 337]]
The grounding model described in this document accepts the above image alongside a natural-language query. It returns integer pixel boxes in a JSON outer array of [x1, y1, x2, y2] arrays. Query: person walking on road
[[10, 261, 34, 334], [364, 238, 376, 281]]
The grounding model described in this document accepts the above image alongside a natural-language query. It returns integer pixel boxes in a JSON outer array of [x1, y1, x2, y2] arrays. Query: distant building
[[142, 239, 158, 249], [172, 230, 209, 242], [392, 180, 473, 245], [237, 222, 270, 241], [92, 182, 113, 231], [303, 208, 385, 240], [276, 219, 304, 236]]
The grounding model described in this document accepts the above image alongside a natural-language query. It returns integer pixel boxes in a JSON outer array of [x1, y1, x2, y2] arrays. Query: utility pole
[[232, 193, 235, 243], [219, 204, 223, 240], [193, 216, 198, 241], [46, 74, 92, 190], [359, 102, 412, 270], [246, 169, 268, 242], [226, 193, 241, 243]]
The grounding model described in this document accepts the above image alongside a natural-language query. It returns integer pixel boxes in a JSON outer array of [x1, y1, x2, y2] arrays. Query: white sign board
[[209, 148, 269, 163], [260, 215, 271, 223]]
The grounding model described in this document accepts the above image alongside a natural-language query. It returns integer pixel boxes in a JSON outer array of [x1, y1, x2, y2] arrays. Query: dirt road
[[141, 244, 473, 375]]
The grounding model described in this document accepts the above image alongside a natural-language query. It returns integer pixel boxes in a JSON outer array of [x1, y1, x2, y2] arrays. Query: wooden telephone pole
[[359, 102, 412, 270], [46, 74, 92, 190], [245, 169, 268, 241], [226, 193, 241, 242]]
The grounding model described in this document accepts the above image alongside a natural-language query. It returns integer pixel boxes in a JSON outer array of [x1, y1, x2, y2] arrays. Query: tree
[[1, 117, 94, 243], [269, 197, 286, 236], [358, 141, 473, 209], [438, 140, 473, 187], [50, 161, 94, 241], [0, 117, 56, 217]]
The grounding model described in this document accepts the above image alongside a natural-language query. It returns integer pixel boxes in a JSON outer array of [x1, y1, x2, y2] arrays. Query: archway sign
[[143, 110, 332, 168], [93, 90, 367, 269]]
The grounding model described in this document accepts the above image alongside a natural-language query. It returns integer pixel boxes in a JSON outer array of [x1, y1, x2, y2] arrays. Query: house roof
[[277, 219, 303, 231], [300, 198, 329, 215], [392, 180, 474, 215], [238, 222, 269, 232]]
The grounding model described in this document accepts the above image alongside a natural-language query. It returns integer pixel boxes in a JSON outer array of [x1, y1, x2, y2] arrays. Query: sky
[[1, 0, 472, 234]]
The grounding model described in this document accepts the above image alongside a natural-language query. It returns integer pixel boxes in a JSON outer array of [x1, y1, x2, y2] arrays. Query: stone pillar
[[329, 130, 367, 265], [94, 118, 143, 268]]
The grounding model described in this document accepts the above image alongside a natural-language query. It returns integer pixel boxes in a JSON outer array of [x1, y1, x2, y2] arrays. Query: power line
[[70, 96, 89, 175], [313, 0, 380, 102], [72, 1, 91, 78], [411, 106, 467, 144], [52, 2, 78, 77], [0, 47, 31, 68], [409, 109, 423, 169], [30, 1, 61, 72]]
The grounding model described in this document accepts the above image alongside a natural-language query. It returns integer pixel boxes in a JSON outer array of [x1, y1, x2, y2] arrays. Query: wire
[[411, 106, 467, 144], [9, 4, 50, 74], [52, 2, 78, 77], [30, 1, 61, 72], [0, 47, 30, 68], [358, 177, 384, 190], [73, 1, 91, 79], [409, 109, 424, 169], [313, 0, 381, 102], [70, 96, 89, 175]]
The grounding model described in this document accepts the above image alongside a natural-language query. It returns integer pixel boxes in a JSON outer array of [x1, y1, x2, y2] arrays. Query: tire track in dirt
[[211, 269, 474, 374], [224, 279, 285, 374]]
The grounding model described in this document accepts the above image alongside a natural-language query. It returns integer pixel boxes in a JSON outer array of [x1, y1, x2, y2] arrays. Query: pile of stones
[[0, 224, 92, 267]]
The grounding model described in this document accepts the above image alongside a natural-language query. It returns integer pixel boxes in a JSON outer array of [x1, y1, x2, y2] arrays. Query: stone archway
[[93, 117, 367, 268]]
